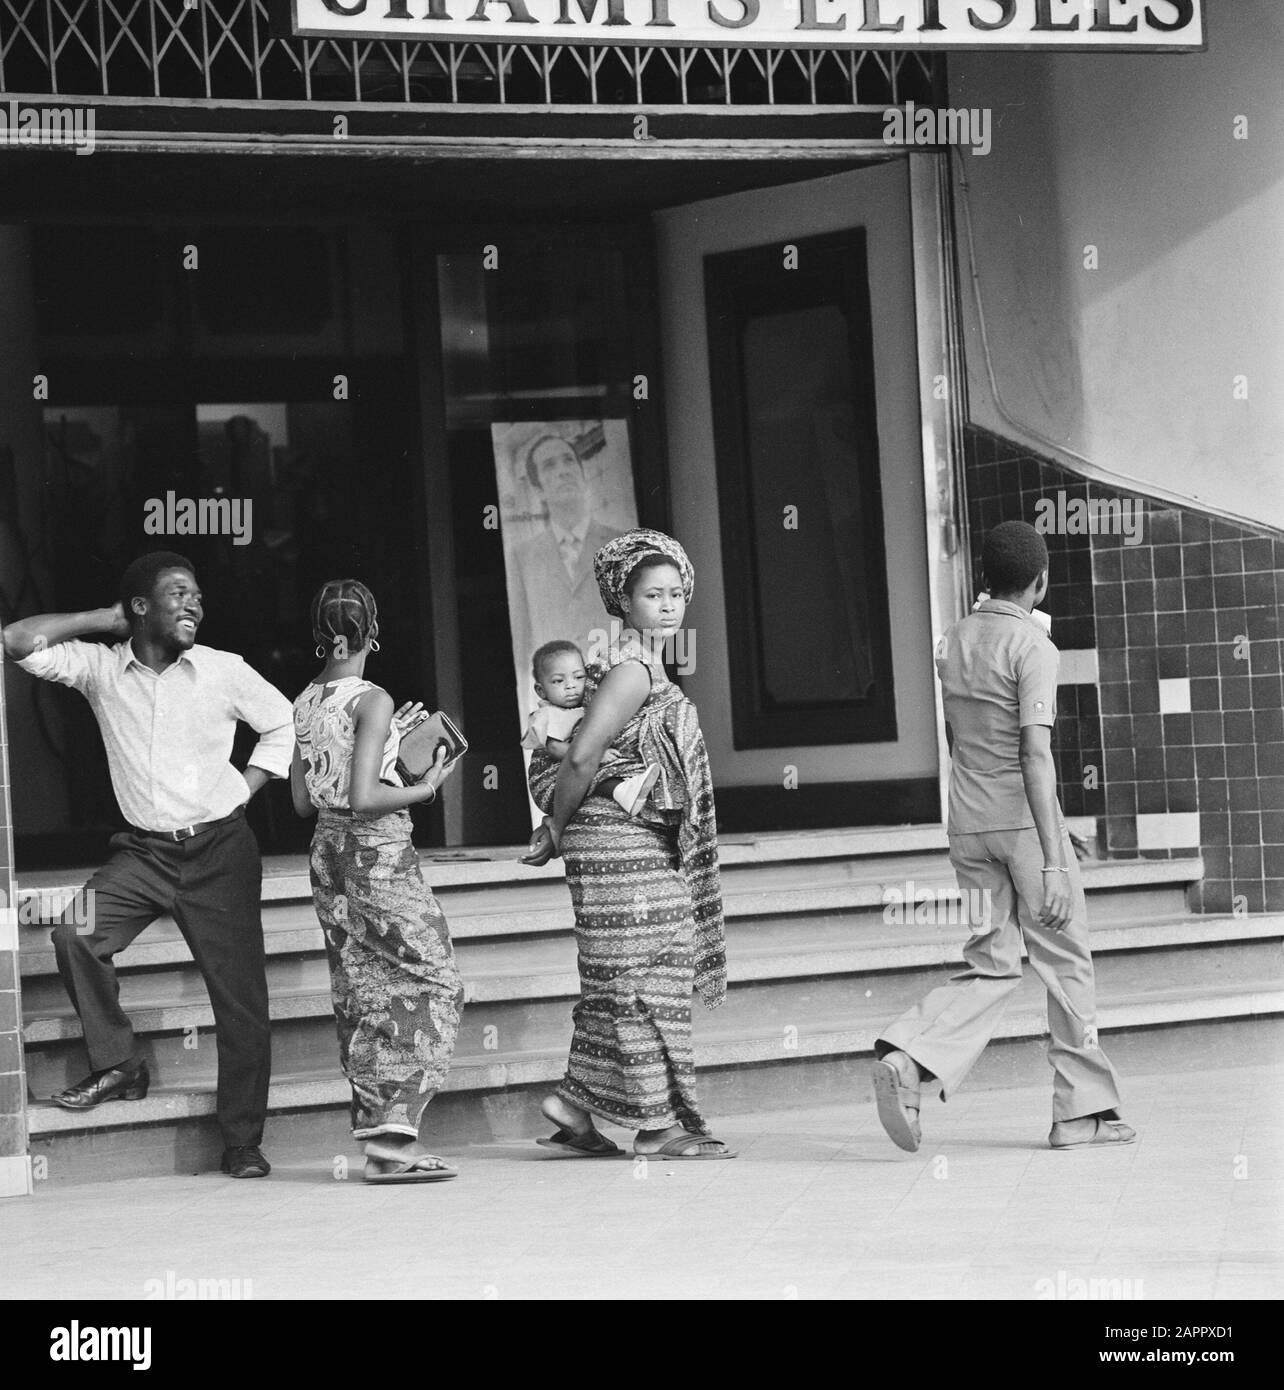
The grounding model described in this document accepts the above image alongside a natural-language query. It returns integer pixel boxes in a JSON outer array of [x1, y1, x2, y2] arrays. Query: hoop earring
[[315, 643, 326, 659], [370, 638, 382, 653]]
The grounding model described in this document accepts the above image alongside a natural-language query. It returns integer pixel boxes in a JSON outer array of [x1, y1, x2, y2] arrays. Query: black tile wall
[[965, 426, 1284, 914]]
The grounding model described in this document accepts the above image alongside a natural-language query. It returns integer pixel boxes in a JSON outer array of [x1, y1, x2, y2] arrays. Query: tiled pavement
[[2, 1063, 1280, 1301]]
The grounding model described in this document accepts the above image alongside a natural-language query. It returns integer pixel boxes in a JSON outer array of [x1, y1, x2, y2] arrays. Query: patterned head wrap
[[593, 528, 694, 621]]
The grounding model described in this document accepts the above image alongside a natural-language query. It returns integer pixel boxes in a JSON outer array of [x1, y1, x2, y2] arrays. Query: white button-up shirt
[[18, 640, 294, 832]]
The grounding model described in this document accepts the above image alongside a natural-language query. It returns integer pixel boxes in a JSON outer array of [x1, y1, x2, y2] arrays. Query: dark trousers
[[52, 815, 271, 1149]]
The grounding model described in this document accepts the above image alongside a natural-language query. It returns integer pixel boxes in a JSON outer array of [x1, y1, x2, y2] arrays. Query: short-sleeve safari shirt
[[935, 599, 1060, 834]]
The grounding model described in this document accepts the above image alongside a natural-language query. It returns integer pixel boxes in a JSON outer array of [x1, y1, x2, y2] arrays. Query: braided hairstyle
[[310, 578, 378, 661]]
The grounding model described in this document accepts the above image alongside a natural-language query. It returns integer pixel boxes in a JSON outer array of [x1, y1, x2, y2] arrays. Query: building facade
[[6, 0, 1281, 1192]]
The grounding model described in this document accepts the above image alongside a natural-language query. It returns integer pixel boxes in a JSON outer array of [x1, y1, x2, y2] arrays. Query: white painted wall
[[654, 161, 939, 788], [951, 3, 1284, 529]]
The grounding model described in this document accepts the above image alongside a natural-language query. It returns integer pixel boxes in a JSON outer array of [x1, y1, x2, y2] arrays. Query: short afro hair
[[981, 521, 1049, 597], [532, 639, 584, 684], [119, 551, 196, 617]]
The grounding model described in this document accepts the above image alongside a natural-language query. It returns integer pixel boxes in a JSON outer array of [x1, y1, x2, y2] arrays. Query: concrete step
[[30, 1013, 1284, 1184], [12, 824, 954, 894], [27, 978, 1284, 1147], [22, 911, 1280, 1096], [20, 828, 1250, 1186], [16, 852, 1203, 977], [12, 825, 955, 916], [13, 878, 1220, 1019], [19, 903, 1274, 1021]]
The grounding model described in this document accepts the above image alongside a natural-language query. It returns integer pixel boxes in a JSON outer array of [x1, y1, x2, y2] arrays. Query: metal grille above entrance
[[0, 0, 937, 107]]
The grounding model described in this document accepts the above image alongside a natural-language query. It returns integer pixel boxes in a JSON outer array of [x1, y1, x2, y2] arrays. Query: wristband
[[1041, 866, 1069, 874]]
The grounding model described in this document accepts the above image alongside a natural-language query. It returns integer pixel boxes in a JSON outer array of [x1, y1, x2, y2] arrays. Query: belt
[[130, 806, 245, 842]]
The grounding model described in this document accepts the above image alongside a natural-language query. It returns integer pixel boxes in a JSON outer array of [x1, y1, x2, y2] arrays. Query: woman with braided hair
[[291, 579, 465, 1183], [521, 530, 735, 1160]]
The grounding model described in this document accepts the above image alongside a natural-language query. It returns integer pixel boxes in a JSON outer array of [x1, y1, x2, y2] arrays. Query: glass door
[[411, 225, 668, 847], [20, 371, 420, 863]]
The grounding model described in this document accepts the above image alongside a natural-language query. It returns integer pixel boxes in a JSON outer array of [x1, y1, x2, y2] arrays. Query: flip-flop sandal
[[1049, 1117, 1137, 1150], [872, 1058, 922, 1153], [638, 1134, 738, 1161], [536, 1127, 624, 1157], [364, 1153, 458, 1183]]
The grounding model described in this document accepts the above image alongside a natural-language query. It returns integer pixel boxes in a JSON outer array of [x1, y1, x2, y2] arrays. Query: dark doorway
[[14, 224, 430, 866]]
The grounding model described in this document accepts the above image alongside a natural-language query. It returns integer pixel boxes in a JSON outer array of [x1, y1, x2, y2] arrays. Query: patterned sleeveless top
[[293, 677, 399, 810]]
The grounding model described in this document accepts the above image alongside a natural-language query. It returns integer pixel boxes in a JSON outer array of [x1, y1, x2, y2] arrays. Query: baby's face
[[536, 651, 587, 708]]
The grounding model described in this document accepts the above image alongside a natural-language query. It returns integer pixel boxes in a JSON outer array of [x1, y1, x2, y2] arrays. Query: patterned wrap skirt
[[557, 796, 708, 1134], [309, 808, 464, 1139]]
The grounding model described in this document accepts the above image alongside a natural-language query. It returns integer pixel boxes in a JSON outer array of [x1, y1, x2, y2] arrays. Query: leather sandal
[[635, 1134, 737, 1160], [872, 1052, 922, 1153], [1049, 1116, 1137, 1150], [536, 1127, 624, 1157], [364, 1153, 458, 1183]]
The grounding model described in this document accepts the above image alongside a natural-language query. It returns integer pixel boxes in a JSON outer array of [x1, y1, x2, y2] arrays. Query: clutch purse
[[393, 710, 468, 786]]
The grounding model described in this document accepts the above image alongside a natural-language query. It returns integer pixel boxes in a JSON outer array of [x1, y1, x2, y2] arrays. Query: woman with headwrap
[[521, 530, 734, 1159]]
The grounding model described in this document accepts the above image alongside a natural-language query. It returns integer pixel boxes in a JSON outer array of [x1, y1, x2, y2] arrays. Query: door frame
[[910, 152, 972, 820], [403, 156, 970, 838]]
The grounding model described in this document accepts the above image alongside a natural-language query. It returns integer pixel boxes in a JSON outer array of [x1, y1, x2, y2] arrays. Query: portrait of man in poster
[[491, 419, 637, 721]]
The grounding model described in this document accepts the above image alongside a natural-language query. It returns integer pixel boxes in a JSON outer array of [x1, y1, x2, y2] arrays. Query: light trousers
[[877, 824, 1122, 1122]]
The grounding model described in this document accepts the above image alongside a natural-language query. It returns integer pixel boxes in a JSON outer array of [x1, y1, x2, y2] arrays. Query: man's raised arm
[[2, 603, 131, 661]]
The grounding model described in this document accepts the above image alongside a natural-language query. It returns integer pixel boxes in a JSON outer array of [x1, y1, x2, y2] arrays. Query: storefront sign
[[292, 0, 1205, 50]]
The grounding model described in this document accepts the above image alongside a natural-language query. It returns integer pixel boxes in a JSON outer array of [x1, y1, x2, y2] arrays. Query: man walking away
[[872, 521, 1135, 1153]]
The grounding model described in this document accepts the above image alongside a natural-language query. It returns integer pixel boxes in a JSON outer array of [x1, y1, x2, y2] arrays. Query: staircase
[[16, 826, 1284, 1183]]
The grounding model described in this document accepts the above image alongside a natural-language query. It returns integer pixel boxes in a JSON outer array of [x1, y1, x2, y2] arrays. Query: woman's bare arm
[[289, 745, 316, 818], [548, 661, 650, 842], [348, 689, 450, 815]]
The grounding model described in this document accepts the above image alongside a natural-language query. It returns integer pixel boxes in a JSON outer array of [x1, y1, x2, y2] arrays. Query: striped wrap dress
[[528, 645, 726, 1133]]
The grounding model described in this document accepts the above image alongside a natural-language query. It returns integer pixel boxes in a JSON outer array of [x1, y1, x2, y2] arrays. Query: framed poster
[[490, 419, 639, 765]]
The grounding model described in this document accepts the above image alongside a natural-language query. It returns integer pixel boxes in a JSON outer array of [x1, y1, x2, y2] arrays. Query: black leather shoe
[[52, 1062, 149, 1110], [221, 1145, 271, 1179]]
